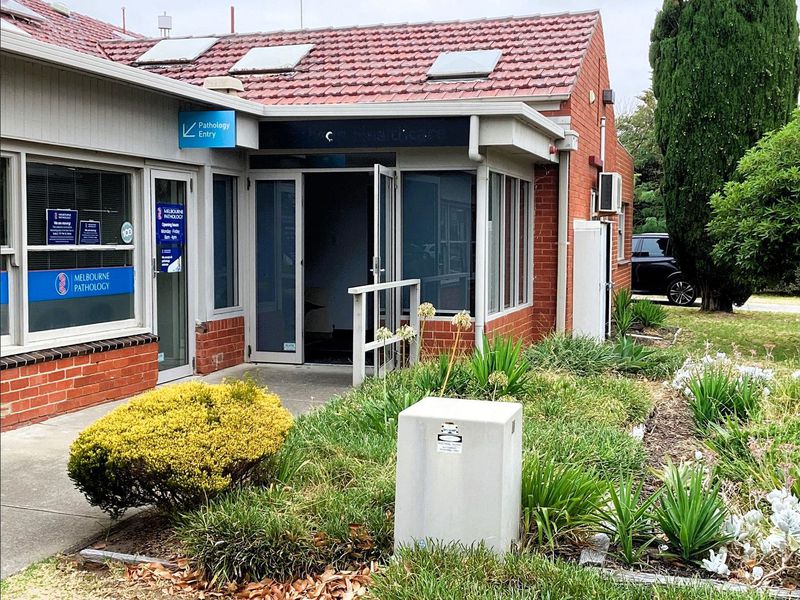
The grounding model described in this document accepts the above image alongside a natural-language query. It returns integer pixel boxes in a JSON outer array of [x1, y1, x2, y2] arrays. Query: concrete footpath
[[0, 363, 350, 578]]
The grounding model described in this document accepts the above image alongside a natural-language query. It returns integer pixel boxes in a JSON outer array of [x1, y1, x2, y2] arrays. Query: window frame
[[210, 172, 242, 315], [2, 155, 146, 353], [617, 203, 626, 261], [487, 170, 533, 318], [1, 152, 20, 348]]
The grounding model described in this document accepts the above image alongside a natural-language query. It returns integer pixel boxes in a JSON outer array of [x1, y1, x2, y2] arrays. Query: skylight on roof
[[229, 44, 314, 74], [136, 37, 218, 65], [427, 49, 502, 80], [0, 0, 44, 21]]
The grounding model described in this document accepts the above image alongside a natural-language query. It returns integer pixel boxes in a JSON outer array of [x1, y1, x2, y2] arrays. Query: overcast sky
[[66, 0, 669, 109]]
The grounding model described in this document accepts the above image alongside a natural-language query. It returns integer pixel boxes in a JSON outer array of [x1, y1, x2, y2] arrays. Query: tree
[[649, 0, 800, 311], [709, 110, 800, 291], [617, 90, 667, 233]]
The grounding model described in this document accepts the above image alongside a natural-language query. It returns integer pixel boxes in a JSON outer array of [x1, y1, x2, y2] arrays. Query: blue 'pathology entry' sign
[[178, 110, 236, 149], [46, 209, 78, 245]]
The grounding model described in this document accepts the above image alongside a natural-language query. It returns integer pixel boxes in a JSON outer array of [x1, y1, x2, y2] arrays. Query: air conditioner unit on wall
[[598, 172, 622, 213]]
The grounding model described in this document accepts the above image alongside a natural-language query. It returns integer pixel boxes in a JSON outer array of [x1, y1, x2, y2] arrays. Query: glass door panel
[[152, 173, 193, 382], [373, 165, 396, 372], [252, 178, 302, 363]]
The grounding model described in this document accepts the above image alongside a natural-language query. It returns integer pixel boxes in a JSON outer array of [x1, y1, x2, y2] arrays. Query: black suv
[[631, 233, 697, 306]]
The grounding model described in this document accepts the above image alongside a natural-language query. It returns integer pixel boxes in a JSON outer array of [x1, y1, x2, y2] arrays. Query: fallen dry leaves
[[126, 559, 377, 600]]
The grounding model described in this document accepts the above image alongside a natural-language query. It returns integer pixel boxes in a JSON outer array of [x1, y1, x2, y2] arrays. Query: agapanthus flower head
[[396, 324, 416, 341], [375, 326, 393, 342], [451, 310, 472, 330], [488, 371, 509, 388], [418, 302, 436, 319]]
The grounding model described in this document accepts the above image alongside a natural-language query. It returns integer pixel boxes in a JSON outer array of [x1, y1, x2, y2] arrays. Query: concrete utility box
[[394, 396, 523, 553]]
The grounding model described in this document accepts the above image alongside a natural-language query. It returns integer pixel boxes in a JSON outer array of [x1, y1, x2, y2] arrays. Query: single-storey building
[[0, 0, 633, 428]]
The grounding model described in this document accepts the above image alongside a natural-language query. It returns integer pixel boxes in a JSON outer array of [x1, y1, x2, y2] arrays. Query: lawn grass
[[666, 307, 800, 366], [177, 361, 654, 583], [368, 545, 762, 599]]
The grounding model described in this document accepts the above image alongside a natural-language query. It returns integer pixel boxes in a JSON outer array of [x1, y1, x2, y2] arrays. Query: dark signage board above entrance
[[259, 117, 470, 150]]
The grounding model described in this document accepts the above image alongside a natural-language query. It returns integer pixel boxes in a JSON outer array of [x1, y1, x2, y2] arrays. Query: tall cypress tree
[[649, 0, 799, 311]]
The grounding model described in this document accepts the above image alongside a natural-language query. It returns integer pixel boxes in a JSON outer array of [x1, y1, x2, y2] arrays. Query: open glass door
[[373, 164, 397, 373], [251, 175, 303, 363], [152, 171, 195, 383]]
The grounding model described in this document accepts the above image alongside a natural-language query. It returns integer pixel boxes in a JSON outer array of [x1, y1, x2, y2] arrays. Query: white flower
[[751, 566, 764, 581], [630, 424, 645, 441], [742, 542, 757, 561], [488, 371, 509, 388], [771, 508, 800, 537], [396, 324, 416, 341], [451, 310, 472, 330], [760, 532, 787, 554], [694, 450, 704, 462], [792, 370, 800, 380], [743, 509, 764, 525], [418, 302, 436, 319], [767, 489, 799, 514], [722, 516, 746, 541], [762, 386, 771, 397], [375, 326, 393, 342], [701, 547, 730, 577]]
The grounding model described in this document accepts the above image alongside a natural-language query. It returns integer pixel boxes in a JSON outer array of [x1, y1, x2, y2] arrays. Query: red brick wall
[[541, 17, 634, 328], [0, 342, 158, 431], [418, 319, 476, 359], [195, 316, 245, 375]]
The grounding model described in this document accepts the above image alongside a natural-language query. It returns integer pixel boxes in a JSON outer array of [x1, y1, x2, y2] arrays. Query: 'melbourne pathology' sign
[[28, 267, 134, 302], [259, 117, 471, 150], [178, 110, 237, 148]]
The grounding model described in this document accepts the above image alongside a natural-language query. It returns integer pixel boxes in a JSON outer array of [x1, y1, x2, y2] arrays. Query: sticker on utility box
[[437, 422, 462, 454]]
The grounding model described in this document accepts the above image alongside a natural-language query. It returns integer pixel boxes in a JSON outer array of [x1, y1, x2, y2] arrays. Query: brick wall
[[418, 318, 476, 359], [195, 316, 245, 375], [541, 17, 635, 327], [0, 339, 158, 431]]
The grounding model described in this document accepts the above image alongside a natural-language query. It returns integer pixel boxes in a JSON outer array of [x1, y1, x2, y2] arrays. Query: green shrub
[[470, 335, 530, 398], [68, 380, 293, 518], [612, 288, 636, 337], [413, 354, 470, 397], [631, 299, 667, 328], [596, 475, 660, 565], [521, 453, 604, 549], [687, 369, 761, 430], [654, 462, 730, 562], [525, 334, 618, 376]]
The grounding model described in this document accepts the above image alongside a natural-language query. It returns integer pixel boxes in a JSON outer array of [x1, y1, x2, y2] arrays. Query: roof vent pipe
[[469, 115, 484, 162], [158, 12, 172, 38], [203, 75, 244, 96]]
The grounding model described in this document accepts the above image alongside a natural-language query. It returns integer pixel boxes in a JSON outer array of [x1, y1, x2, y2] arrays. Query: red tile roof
[[3, 0, 140, 58], [97, 13, 598, 105]]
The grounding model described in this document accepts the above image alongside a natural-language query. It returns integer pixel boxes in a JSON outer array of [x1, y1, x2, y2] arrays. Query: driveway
[[633, 294, 800, 314], [0, 363, 351, 578]]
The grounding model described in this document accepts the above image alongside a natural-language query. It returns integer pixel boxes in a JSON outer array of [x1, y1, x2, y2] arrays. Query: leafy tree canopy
[[709, 110, 800, 291], [650, 0, 800, 311]]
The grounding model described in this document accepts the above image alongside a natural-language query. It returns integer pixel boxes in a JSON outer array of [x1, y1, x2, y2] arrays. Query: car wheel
[[667, 279, 696, 306]]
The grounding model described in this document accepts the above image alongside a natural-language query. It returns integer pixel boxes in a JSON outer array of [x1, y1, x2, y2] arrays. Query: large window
[[213, 174, 238, 310], [402, 171, 476, 314], [26, 163, 135, 333], [488, 172, 532, 315]]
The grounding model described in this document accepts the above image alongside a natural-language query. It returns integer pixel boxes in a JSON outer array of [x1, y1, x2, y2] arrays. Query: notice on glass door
[[155, 203, 185, 244], [159, 247, 182, 272]]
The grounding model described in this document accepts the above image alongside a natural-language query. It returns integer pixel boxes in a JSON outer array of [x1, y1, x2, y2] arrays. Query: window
[[402, 171, 476, 314], [230, 44, 314, 74], [636, 236, 669, 258], [136, 37, 218, 64], [212, 174, 238, 310], [1, 157, 11, 339], [26, 163, 135, 334], [488, 172, 532, 315], [427, 49, 502, 80], [617, 204, 626, 260]]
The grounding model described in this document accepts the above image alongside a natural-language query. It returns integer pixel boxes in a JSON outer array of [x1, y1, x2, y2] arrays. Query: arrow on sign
[[182, 122, 197, 138]]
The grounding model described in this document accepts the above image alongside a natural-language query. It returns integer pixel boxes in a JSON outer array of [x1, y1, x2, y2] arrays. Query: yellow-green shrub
[[68, 379, 293, 517]]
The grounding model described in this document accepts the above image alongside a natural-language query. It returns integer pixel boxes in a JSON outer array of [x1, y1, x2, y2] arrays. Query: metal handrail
[[348, 278, 421, 386]]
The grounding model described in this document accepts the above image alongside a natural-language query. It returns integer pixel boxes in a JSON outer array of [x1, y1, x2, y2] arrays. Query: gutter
[[470, 116, 486, 351]]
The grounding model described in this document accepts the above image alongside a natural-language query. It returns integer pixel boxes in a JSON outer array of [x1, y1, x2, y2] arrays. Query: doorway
[[151, 170, 195, 383], [303, 172, 373, 363]]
